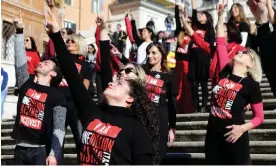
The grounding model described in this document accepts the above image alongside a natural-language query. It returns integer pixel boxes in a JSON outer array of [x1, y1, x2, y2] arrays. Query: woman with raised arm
[[204, 3, 264, 164], [45, 10, 155, 165], [98, 16, 161, 164], [187, 0, 215, 113], [103, 37, 177, 164], [174, 2, 194, 113], [130, 12, 154, 64], [181, 7, 245, 86], [227, 3, 250, 47]]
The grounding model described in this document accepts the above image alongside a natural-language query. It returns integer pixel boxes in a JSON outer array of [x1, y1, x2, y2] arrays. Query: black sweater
[[50, 32, 153, 165]]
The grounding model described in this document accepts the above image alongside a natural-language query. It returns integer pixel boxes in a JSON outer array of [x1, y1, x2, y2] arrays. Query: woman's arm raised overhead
[[44, 9, 101, 125]]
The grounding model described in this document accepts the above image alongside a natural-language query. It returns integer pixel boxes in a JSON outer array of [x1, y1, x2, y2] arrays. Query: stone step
[[3, 129, 275, 143], [1, 135, 75, 145], [2, 141, 275, 155], [162, 153, 276, 165], [175, 119, 276, 130], [1, 154, 78, 165], [176, 110, 276, 121], [167, 141, 276, 154], [175, 129, 276, 142], [2, 153, 275, 165]]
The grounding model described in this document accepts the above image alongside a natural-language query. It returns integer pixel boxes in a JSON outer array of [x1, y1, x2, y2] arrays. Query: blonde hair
[[127, 62, 147, 84], [67, 34, 86, 56], [247, 49, 262, 83]]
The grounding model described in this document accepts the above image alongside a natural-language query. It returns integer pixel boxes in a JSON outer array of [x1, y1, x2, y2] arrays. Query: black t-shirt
[[208, 66, 262, 132], [175, 36, 192, 61], [50, 32, 153, 165], [58, 54, 92, 100], [11, 77, 66, 145], [145, 71, 177, 135], [79, 105, 153, 165]]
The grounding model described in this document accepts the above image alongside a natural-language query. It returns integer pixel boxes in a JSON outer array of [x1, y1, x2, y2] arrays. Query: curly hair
[[127, 79, 160, 164]]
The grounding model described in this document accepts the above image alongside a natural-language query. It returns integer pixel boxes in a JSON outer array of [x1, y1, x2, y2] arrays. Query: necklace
[[223, 74, 245, 89]]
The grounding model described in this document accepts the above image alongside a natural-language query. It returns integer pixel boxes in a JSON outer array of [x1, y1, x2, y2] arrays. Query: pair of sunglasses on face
[[118, 67, 137, 75], [66, 39, 75, 44], [237, 50, 254, 61]]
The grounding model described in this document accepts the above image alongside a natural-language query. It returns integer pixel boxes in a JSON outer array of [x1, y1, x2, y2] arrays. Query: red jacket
[[26, 50, 40, 74], [125, 16, 134, 43], [95, 26, 120, 74]]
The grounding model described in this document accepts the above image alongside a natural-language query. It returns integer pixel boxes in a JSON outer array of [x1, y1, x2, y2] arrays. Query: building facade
[[108, 0, 175, 33], [62, 0, 113, 33], [1, 0, 48, 87]]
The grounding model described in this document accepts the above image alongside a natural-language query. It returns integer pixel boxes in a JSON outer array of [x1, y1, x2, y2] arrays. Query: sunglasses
[[24, 39, 29, 42], [237, 50, 254, 61], [66, 39, 75, 44], [118, 67, 137, 75]]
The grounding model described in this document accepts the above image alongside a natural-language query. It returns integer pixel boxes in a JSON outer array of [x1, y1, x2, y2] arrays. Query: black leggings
[[205, 129, 250, 165], [191, 80, 208, 110]]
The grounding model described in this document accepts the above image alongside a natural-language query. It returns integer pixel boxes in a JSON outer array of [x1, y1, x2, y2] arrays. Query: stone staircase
[[1, 75, 276, 165]]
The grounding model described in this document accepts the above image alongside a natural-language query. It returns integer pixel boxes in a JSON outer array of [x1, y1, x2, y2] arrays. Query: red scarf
[[95, 26, 120, 74]]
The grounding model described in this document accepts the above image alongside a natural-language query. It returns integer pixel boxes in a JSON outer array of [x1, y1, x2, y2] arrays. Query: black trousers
[[14, 146, 47, 165], [205, 129, 250, 164]]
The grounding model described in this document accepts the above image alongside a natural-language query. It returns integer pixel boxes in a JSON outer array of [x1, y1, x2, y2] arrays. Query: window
[[2, 21, 15, 62], [64, 0, 72, 5], [92, 0, 97, 13], [91, 0, 103, 13], [64, 21, 77, 32]]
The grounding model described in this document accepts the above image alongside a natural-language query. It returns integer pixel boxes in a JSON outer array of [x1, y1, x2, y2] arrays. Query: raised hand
[[43, 8, 60, 34], [13, 10, 24, 29], [96, 16, 106, 30], [130, 11, 135, 20], [110, 44, 122, 59], [217, 0, 227, 17]]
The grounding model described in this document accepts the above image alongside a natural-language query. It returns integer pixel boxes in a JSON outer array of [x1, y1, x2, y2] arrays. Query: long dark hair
[[27, 37, 37, 51], [127, 79, 160, 164], [88, 44, 96, 55], [226, 23, 242, 44], [195, 11, 214, 32], [228, 3, 249, 25], [143, 42, 168, 73]]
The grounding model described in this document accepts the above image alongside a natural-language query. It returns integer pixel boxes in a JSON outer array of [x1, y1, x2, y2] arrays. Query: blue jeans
[[1, 90, 7, 118]]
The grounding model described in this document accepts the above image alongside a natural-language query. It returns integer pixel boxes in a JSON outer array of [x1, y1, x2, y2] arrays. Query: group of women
[[39, 0, 275, 164]]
